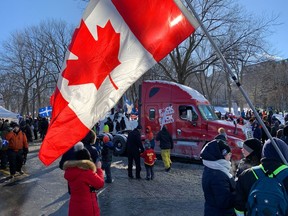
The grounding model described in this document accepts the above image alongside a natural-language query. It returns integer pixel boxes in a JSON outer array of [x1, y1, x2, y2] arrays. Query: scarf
[[203, 159, 233, 178]]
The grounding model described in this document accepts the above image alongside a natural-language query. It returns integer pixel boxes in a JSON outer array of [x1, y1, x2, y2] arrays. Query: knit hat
[[200, 139, 231, 161], [103, 135, 110, 143], [243, 138, 262, 156], [218, 141, 231, 157], [262, 138, 288, 163], [75, 148, 91, 160], [103, 124, 109, 133], [74, 142, 84, 151], [81, 130, 96, 145]]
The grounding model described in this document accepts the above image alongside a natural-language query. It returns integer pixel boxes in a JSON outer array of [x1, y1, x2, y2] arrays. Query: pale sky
[[0, 0, 287, 59]]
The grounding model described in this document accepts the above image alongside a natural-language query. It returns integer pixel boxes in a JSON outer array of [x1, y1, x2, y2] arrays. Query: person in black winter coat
[[234, 138, 288, 215], [200, 139, 236, 216], [120, 117, 126, 131], [39, 117, 49, 140], [251, 120, 262, 140], [235, 138, 262, 178], [20, 120, 33, 143], [101, 135, 115, 183], [81, 130, 99, 163], [156, 125, 173, 172], [126, 125, 144, 179]]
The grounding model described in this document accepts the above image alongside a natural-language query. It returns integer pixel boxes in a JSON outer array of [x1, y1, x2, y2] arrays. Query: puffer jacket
[[6, 130, 28, 151], [64, 160, 104, 216]]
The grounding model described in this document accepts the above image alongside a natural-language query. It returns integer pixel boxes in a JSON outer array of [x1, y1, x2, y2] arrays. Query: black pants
[[7, 149, 24, 175], [128, 154, 141, 178], [33, 129, 38, 140]]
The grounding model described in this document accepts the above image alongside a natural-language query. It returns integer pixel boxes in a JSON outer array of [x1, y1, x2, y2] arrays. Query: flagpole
[[181, 0, 287, 165]]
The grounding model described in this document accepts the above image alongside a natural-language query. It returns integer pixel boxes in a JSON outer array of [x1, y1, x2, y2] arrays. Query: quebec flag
[[123, 95, 133, 114], [39, 106, 52, 117]]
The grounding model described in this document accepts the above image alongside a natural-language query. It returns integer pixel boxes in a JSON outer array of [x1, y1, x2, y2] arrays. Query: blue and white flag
[[123, 94, 133, 114], [39, 106, 52, 117]]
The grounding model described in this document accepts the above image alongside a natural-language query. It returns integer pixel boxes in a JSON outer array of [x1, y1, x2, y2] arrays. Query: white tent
[[0, 106, 18, 120]]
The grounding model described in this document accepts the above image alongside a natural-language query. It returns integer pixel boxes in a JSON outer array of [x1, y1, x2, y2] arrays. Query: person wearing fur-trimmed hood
[[64, 148, 104, 216]]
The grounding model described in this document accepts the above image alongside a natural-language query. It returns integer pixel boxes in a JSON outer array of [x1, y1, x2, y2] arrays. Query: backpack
[[246, 164, 288, 216]]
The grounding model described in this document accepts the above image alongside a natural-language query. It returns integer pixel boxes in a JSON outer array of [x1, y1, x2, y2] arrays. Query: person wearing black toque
[[235, 138, 263, 178], [200, 139, 235, 216], [234, 138, 288, 215]]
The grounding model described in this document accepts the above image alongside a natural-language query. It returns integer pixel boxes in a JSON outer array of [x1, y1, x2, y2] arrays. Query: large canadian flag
[[39, 0, 199, 165]]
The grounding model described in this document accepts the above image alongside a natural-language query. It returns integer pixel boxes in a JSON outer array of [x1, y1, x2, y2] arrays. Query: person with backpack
[[235, 138, 263, 179], [234, 138, 288, 216]]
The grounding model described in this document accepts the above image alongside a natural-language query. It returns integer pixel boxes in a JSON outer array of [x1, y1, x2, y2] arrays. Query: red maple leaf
[[62, 20, 120, 90]]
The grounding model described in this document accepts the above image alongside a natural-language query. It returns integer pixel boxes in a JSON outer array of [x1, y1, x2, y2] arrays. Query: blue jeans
[[144, 164, 154, 180]]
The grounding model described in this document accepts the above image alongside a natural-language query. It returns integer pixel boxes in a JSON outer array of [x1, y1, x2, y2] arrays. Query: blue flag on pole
[[39, 106, 52, 117]]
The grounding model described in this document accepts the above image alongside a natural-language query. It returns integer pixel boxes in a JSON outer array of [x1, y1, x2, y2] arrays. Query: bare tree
[[144, 0, 278, 110], [0, 20, 74, 114]]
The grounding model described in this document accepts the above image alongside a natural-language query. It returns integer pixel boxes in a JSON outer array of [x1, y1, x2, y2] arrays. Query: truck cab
[[139, 80, 247, 162]]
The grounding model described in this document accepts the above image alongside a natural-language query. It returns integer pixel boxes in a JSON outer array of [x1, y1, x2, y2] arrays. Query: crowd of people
[[200, 110, 288, 216], [2, 108, 288, 215], [0, 116, 49, 178], [58, 121, 173, 215]]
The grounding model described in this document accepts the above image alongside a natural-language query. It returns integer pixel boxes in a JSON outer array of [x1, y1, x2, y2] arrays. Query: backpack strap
[[251, 165, 266, 180], [272, 165, 288, 183], [251, 164, 288, 182]]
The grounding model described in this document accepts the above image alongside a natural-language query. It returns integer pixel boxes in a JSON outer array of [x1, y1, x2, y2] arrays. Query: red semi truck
[[113, 80, 248, 163]]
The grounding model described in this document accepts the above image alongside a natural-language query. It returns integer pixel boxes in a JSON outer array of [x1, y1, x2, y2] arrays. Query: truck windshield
[[198, 105, 219, 120]]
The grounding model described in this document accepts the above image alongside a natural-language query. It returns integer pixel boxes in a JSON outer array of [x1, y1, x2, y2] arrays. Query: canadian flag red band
[[112, 0, 196, 62]]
